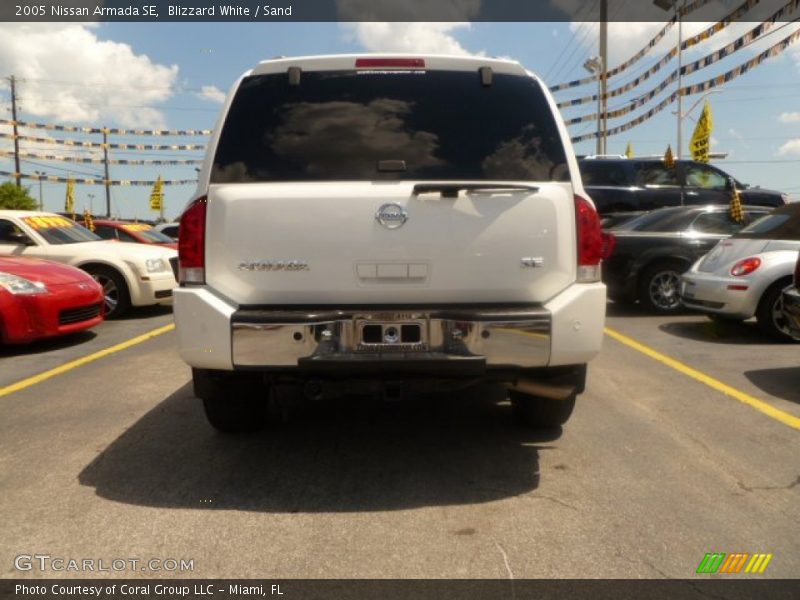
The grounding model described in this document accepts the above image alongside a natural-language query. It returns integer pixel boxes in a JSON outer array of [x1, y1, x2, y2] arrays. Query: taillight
[[730, 257, 761, 277], [355, 58, 426, 69], [575, 194, 604, 282], [178, 196, 206, 284]]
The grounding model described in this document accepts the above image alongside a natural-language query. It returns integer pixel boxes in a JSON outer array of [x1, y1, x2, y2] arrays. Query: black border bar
[[2, 0, 798, 22], [2, 579, 800, 600]]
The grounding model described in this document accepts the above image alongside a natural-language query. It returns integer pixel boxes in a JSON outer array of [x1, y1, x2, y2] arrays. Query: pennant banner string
[[556, 0, 798, 109], [1, 170, 197, 186], [548, 0, 757, 91], [570, 25, 800, 142]]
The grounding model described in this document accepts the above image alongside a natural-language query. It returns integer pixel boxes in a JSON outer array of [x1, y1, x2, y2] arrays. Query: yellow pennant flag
[[83, 208, 95, 232], [690, 100, 713, 163], [729, 178, 745, 223], [64, 177, 75, 213], [149, 175, 164, 211], [625, 142, 634, 158], [664, 145, 675, 168]]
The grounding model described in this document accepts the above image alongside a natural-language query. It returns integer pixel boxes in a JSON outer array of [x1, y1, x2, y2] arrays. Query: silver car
[[681, 204, 800, 341], [782, 251, 800, 340]]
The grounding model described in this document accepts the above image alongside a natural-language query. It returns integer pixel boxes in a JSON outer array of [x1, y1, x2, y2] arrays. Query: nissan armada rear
[[174, 54, 607, 432]]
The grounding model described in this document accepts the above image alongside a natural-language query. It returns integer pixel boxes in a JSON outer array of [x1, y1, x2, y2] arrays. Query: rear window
[[212, 70, 569, 183], [635, 163, 679, 187], [579, 161, 632, 186], [735, 210, 800, 240]]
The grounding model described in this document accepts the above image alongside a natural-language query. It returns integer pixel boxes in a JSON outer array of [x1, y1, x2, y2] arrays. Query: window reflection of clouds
[[266, 99, 444, 178], [482, 125, 563, 181], [211, 160, 252, 184]]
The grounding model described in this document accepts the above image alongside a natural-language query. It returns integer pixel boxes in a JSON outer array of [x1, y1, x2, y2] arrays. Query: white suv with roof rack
[[174, 54, 608, 433]]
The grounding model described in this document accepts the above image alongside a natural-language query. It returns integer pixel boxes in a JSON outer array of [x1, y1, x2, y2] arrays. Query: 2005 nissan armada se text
[[174, 55, 608, 433]]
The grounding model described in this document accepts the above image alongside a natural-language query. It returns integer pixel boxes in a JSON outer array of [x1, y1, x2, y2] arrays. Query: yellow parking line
[[604, 327, 800, 431], [0, 323, 175, 398]]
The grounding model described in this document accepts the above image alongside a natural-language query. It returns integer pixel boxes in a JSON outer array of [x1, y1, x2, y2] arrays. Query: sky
[[2, 10, 800, 220]]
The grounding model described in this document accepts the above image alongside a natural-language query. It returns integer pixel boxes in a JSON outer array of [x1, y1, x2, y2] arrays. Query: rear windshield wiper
[[413, 183, 539, 198]]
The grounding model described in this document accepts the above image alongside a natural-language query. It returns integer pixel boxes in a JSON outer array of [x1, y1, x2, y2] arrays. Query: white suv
[[174, 54, 607, 432]]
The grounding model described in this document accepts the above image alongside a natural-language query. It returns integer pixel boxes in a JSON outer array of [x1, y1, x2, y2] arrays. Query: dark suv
[[579, 157, 787, 215]]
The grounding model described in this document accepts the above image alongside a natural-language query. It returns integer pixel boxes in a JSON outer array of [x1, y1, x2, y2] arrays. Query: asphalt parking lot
[[1, 303, 798, 579]]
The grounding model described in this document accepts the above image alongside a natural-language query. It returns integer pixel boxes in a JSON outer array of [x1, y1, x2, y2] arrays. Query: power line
[[20, 158, 103, 178], [550, 22, 599, 85], [14, 77, 208, 93], [543, 1, 598, 82], [721, 159, 800, 163], [16, 97, 219, 112]]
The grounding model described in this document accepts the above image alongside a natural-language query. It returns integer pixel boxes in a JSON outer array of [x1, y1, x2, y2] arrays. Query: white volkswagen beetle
[[681, 204, 800, 341], [0, 210, 177, 318]]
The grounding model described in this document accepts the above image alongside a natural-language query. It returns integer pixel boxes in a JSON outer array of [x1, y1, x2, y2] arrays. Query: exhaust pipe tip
[[509, 378, 576, 402]]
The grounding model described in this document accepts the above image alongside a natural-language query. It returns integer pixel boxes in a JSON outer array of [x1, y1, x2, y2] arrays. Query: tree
[[0, 182, 37, 210]]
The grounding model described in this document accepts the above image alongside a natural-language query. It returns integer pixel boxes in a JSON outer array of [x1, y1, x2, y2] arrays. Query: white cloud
[[728, 128, 744, 142], [0, 23, 178, 128], [344, 22, 483, 56], [779, 112, 800, 124], [777, 139, 800, 156], [197, 85, 226, 104], [792, 45, 800, 72]]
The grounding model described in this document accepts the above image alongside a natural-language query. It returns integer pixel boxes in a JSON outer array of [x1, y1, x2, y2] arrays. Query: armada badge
[[520, 257, 545, 268], [375, 203, 408, 229], [238, 260, 309, 271]]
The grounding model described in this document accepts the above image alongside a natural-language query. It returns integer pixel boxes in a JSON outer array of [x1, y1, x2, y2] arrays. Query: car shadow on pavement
[[114, 304, 173, 321], [657, 319, 776, 345], [79, 383, 556, 513], [606, 301, 694, 318], [0, 330, 97, 356], [744, 368, 800, 404]]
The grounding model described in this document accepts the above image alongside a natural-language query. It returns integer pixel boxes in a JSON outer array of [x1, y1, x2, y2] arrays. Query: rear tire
[[510, 390, 576, 429], [193, 368, 270, 433], [755, 280, 796, 342], [638, 260, 686, 314]]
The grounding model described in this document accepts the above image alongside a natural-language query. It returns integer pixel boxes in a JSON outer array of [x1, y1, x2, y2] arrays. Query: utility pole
[[8, 76, 22, 187], [599, 0, 608, 155], [676, 1, 684, 158], [34, 170, 44, 210], [102, 128, 111, 217]]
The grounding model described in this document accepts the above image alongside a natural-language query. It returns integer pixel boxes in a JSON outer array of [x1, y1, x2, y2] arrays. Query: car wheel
[[755, 280, 797, 342], [509, 390, 576, 429], [638, 260, 686, 314], [193, 368, 270, 433], [83, 265, 131, 319]]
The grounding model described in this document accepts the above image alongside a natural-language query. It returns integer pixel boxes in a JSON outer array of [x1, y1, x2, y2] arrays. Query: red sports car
[[82, 220, 178, 249], [0, 256, 104, 344]]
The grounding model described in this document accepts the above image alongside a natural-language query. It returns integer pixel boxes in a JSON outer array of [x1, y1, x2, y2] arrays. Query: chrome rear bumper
[[231, 307, 550, 370]]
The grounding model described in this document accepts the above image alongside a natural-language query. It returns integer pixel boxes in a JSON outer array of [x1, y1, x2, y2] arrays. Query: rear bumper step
[[231, 307, 551, 370]]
